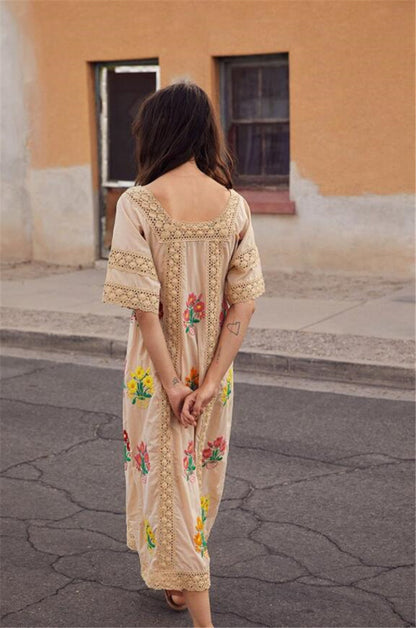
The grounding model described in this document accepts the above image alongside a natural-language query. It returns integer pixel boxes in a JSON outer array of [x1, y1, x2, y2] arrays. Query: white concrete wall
[[0, 4, 32, 262], [1, 5, 98, 268], [29, 164, 97, 266], [253, 162, 415, 279]]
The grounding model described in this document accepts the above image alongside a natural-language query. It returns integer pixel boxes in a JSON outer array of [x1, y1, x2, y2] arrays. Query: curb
[[1, 328, 414, 390]]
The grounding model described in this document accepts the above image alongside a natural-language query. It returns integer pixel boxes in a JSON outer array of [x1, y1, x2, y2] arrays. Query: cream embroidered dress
[[102, 184, 265, 591]]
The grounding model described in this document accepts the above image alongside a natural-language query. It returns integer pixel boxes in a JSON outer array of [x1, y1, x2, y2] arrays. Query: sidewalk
[[1, 261, 414, 389]]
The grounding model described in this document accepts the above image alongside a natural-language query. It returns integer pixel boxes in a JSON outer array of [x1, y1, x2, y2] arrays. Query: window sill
[[235, 188, 296, 215]]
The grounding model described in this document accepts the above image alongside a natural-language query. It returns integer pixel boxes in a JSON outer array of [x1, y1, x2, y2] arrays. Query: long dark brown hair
[[132, 79, 234, 188]]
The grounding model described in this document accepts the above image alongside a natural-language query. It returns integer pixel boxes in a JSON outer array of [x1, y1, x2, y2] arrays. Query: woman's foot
[[170, 589, 185, 605], [165, 588, 186, 609]]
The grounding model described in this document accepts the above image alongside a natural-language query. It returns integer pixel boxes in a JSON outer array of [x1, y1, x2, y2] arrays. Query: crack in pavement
[[334, 452, 415, 464], [232, 458, 413, 492], [232, 442, 414, 469], [0, 577, 77, 624], [1, 408, 118, 476], [27, 523, 128, 557], [351, 582, 413, 627], [0, 395, 120, 420], [2, 472, 125, 517], [245, 514, 380, 568], [0, 362, 55, 383]]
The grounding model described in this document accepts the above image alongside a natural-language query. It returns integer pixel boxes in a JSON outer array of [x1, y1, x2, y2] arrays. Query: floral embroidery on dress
[[219, 296, 228, 328], [123, 366, 154, 407], [134, 441, 150, 483], [123, 429, 131, 469], [183, 292, 205, 335], [144, 519, 156, 550], [202, 436, 227, 469], [221, 368, 233, 405], [183, 440, 197, 482], [130, 310, 139, 328], [185, 367, 199, 390], [193, 495, 210, 557]]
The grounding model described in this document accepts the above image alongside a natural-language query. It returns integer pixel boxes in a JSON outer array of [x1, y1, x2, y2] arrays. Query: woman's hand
[[166, 382, 197, 428], [180, 380, 220, 424]]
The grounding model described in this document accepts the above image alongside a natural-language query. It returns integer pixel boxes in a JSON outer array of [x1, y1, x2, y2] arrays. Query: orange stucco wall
[[7, 0, 415, 195]]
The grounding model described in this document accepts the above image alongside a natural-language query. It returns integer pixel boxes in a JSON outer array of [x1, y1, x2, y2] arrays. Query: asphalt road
[[1, 351, 414, 628]]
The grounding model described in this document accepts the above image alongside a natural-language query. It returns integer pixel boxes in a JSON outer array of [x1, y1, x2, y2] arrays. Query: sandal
[[164, 588, 187, 611]]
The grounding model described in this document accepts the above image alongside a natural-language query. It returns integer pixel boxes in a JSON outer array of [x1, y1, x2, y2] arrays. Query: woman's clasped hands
[[166, 379, 220, 429]]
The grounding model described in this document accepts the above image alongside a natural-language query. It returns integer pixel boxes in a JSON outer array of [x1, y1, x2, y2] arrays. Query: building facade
[[1, 0, 414, 277]]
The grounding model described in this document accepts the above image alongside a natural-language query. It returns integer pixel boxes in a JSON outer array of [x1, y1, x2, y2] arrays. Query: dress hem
[[141, 566, 211, 591], [127, 536, 211, 591]]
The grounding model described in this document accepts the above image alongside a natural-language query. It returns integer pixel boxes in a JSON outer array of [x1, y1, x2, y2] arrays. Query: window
[[219, 53, 289, 189]]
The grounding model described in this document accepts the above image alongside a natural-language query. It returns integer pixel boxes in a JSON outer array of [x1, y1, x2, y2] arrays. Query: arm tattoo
[[226, 320, 241, 336], [171, 376, 180, 386]]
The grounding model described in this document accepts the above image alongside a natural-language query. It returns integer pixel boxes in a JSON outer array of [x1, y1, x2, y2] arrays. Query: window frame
[[98, 63, 160, 188], [219, 53, 290, 189]]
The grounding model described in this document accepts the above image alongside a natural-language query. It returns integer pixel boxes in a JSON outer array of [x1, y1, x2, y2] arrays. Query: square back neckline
[[140, 185, 235, 226]]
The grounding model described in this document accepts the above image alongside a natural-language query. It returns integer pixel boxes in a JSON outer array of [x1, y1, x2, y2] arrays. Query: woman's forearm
[[203, 301, 255, 389], [134, 311, 180, 393]]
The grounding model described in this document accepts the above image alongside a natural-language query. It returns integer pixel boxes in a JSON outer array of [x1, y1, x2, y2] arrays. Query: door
[[96, 63, 160, 257]]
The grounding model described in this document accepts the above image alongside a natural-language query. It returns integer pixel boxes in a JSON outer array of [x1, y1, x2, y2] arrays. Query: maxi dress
[[102, 184, 266, 591]]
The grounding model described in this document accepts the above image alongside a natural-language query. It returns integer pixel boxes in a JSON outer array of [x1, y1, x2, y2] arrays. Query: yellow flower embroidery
[[200, 495, 210, 512], [123, 365, 154, 406], [221, 368, 232, 405], [144, 518, 156, 550], [134, 366, 145, 379], [194, 495, 210, 557]]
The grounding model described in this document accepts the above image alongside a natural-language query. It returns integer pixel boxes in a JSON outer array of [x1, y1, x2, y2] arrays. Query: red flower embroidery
[[123, 430, 131, 468], [202, 436, 227, 468], [187, 293, 197, 307], [183, 440, 196, 482], [134, 441, 151, 483], [183, 292, 205, 335]]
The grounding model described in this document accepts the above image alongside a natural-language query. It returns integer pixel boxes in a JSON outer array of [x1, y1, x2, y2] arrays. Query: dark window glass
[[264, 122, 289, 174], [231, 67, 258, 119], [235, 123, 262, 175], [261, 65, 289, 119], [107, 71, 156, 181]]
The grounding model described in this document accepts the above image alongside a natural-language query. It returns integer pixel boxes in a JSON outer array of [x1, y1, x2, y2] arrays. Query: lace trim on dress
[[108, 248, 158, 280], [125, 186, 240, 241], [225, 275, 266, 304], [195, 240, 224, 491], [155, 239, 184, 571], [164, 239, 184, 370], [205, 241, 223, 370], [141, 567, 211, 591], [156, 392, 176, 569], [102, 281, 160, 313], [233, 245, 260, 270], [127, 520, 138, 550]]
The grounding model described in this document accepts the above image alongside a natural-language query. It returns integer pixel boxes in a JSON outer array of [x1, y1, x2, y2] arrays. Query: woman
[[102, 79, 265, 628]]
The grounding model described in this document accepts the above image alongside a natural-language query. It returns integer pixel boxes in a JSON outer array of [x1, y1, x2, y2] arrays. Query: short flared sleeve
[[224, 196, 266, 305], [102, 192, 161, 314]]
